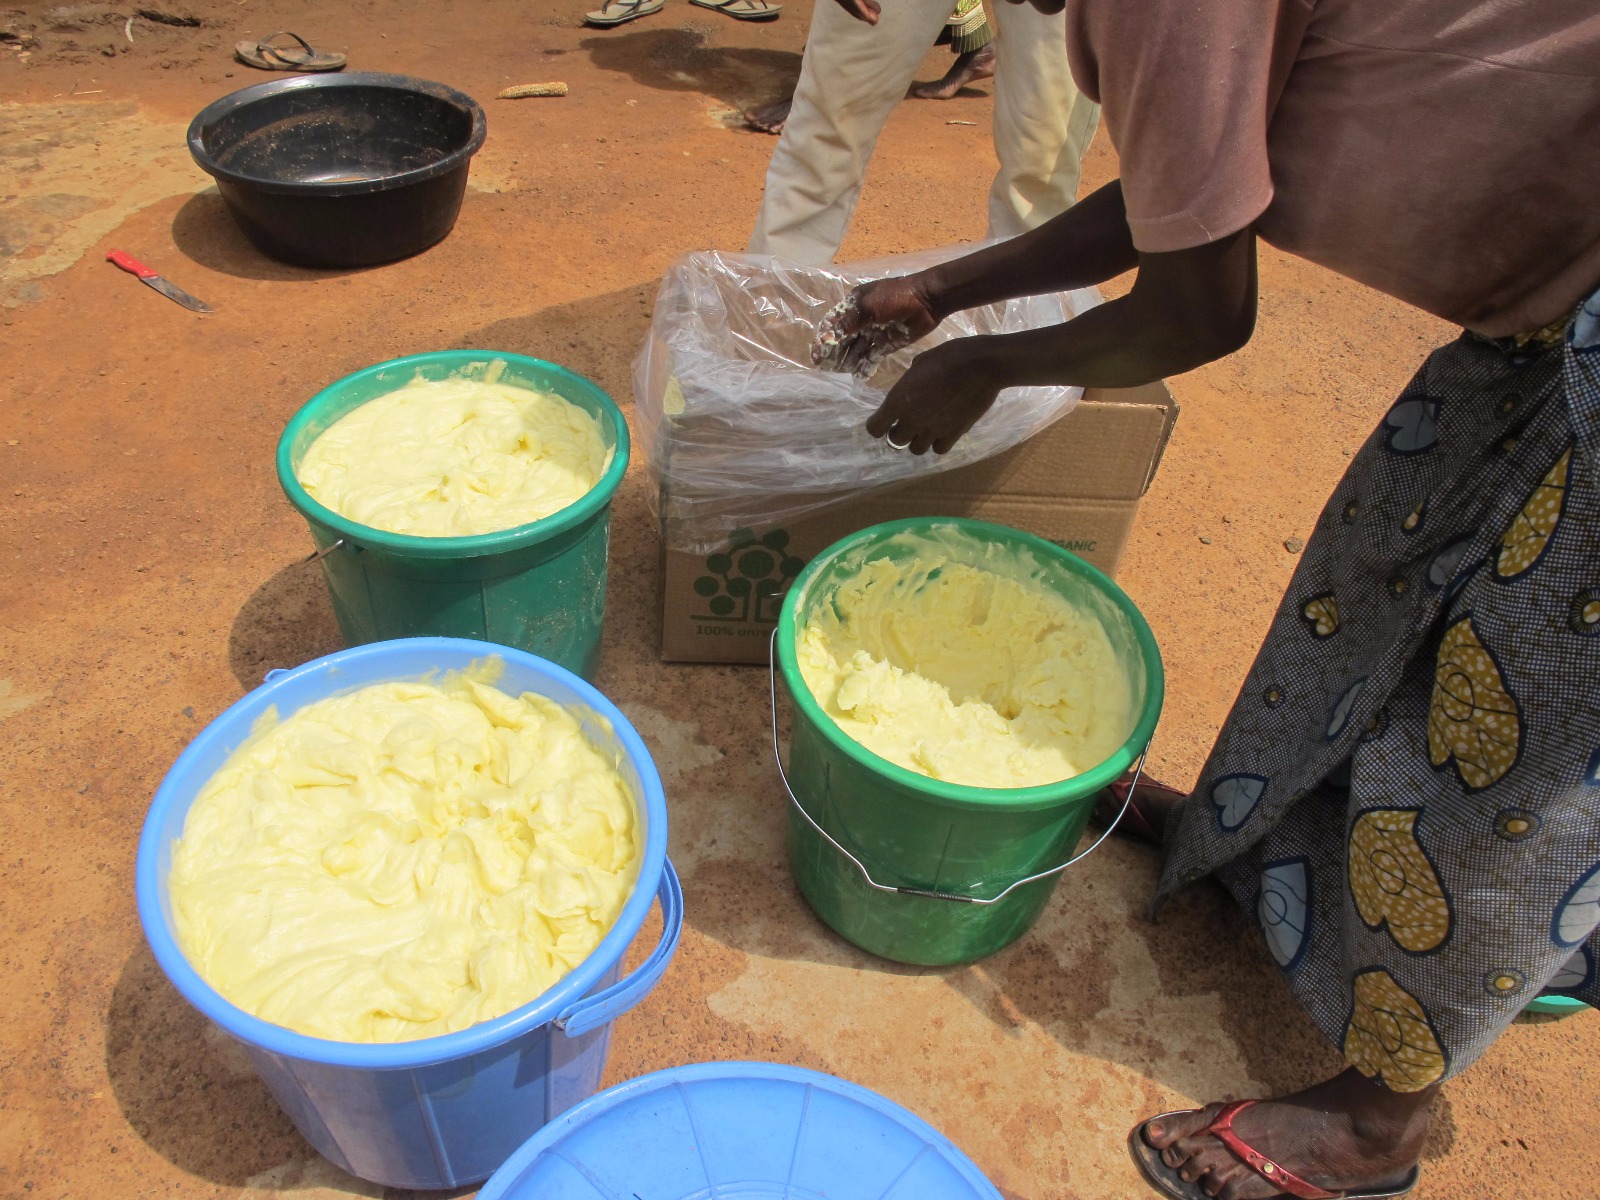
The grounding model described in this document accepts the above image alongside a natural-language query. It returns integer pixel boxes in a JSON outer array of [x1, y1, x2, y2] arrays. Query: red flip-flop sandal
[[1128, 1102, 1419, 1199]]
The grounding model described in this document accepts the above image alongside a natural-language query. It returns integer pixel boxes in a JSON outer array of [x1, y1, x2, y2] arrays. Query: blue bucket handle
[[554, 858, 683, 1039]]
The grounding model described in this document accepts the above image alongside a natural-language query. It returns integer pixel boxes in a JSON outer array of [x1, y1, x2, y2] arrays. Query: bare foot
[[1139, 1069, 1433, 1199], [1092, 778, 1187, 846], [908, 43, 996, 100], [742, 97, 791, 134]]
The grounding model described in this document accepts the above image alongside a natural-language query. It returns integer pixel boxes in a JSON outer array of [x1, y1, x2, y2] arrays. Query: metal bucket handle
[[301, 538, 346, 564], [768, 629, 1144, 906]]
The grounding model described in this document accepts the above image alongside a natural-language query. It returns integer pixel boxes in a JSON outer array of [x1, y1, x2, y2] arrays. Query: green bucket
[[276, 350, 630, 681], [772, 518, 1164, 966]]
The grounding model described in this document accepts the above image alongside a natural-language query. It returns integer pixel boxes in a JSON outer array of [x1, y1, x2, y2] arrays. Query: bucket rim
[[134, 636, 668, 1069], [186, 72, 488, 198], [275, 350, 631, 559], [774, 517, 1164, 811], [478, 1060, 1003, 1200]]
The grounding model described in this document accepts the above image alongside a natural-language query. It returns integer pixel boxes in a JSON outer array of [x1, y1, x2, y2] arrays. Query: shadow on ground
[[460, 280, 660, 406], [685, 841, 1460, 1163], [579, 26, 801, 112], [105, 944, 477, 1196], [104, 943, 310, 1189], [170, 189, 365, 283], [227, 556, 346, 689]]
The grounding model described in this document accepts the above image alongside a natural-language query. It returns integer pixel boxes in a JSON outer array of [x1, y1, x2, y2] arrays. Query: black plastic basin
[[188, 73, 487, 268]]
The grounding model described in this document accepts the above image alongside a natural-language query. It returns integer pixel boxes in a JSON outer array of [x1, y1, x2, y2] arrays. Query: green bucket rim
[[775, 516, 1165, 812], [275, 349, 631, 560], [1524, 994, 1590, 1015]]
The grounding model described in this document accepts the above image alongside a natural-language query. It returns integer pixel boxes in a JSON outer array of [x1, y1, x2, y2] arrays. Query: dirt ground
[[3, 1, 1597, 1197]]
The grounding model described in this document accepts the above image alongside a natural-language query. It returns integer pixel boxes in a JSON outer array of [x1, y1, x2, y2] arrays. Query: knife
[[106, 249, 213, 314]]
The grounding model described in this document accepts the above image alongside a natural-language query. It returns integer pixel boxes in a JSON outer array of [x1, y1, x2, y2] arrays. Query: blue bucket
[[478, 1062, 1003, 1200], [135, 637, 683, 1191]]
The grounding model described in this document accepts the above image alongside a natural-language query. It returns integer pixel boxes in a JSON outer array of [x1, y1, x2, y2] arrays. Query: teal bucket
[[773, 519, 1164, 966], [277, 351, 630, 680]]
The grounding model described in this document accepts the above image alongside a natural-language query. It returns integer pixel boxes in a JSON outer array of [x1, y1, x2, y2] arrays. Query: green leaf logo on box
[[694, 528, 804, 623]]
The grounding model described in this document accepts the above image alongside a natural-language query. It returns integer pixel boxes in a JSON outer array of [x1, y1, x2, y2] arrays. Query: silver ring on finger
[[886, 428, 911, 450]]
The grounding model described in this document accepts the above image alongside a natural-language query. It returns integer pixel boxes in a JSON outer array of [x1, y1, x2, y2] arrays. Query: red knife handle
[[107, 249, 158, 279]]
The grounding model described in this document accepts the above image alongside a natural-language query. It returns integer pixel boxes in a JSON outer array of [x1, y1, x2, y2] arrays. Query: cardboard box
[[658, 381, 1178, 664]]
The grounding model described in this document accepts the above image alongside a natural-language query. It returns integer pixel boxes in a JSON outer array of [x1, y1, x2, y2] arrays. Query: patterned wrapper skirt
[[936, 0, 992, 55], [1156, 283, 1600, 1091]]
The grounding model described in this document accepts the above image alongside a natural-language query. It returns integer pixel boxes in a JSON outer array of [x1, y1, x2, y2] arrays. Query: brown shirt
[[1066, 0, 1600, 336]]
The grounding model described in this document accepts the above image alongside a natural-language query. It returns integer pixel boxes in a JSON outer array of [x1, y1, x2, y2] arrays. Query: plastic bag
[[635, 243, 1101, 553]]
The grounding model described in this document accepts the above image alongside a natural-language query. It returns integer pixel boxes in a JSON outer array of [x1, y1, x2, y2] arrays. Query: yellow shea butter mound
[[799, 548, 1133, 788], [169, 666, 639, 1042], [297, 370, 610, 537]]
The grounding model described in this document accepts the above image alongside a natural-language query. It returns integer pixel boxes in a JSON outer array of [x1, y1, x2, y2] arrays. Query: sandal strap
[[260, 30, 316, 52], [258, 30, 317, 65], [1207, 1102, 1343, 1200]]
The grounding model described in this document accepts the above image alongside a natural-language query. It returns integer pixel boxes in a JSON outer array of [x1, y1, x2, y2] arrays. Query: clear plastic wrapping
[[635, 244, 1101, 552]]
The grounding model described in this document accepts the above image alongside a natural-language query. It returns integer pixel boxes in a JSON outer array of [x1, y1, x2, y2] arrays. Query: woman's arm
[[924, 180, 1142, 313], [833, 181, 1140, 360], [843, 183, 1259, 454]]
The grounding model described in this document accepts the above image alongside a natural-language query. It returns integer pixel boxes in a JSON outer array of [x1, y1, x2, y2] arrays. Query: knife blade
[[106, 249, 213, 314]]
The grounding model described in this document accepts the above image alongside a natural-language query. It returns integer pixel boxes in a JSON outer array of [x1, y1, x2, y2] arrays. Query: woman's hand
[[811, 273, 944, 377], [865, 337, 1003, 455], [852, 273, 943, 341]]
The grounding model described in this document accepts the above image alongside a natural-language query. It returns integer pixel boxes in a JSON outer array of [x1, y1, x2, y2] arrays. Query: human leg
[[984, 0, 1099, 236], [1136, 1072, 1431, 1199], [909, 0, 995, 100], [742, 96, 792, 134], [908, 43, 995, 100], [747, 0, 952, 263]]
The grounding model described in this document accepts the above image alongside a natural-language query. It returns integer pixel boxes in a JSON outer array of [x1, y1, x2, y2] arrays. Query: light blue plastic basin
[[477, 1062, 1004, 1200], [135, 637, 682, 1190]]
